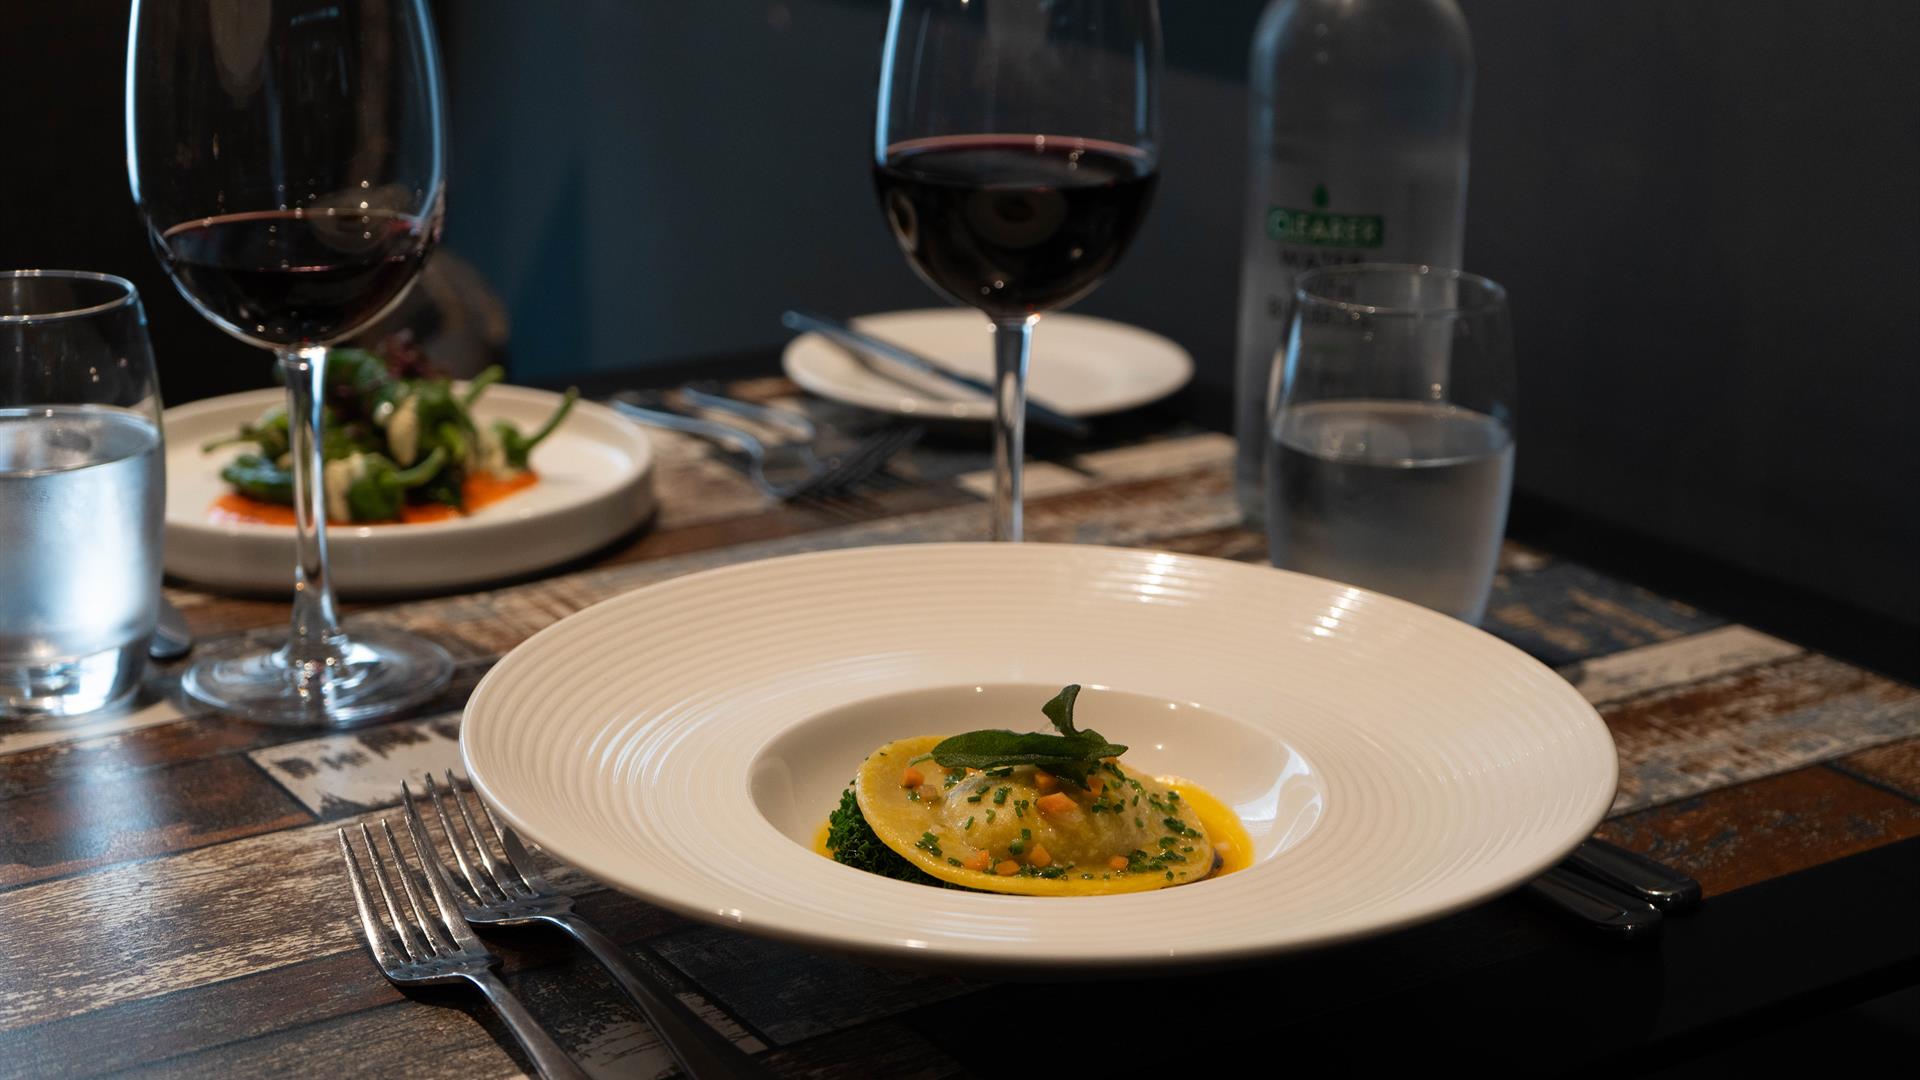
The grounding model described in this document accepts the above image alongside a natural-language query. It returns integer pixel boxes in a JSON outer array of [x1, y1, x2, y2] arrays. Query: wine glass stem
[[277, 346, 347, 688], [989, 317, 1034, 542]]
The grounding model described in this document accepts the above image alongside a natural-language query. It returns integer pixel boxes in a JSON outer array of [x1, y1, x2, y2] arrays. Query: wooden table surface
[[3, 376, 1918, 1077]]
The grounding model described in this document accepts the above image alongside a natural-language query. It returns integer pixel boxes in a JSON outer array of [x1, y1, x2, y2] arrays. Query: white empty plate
[[163, 384, 654, 596], [461, 542, 1616, 975], [783, 309, 1193, 421]]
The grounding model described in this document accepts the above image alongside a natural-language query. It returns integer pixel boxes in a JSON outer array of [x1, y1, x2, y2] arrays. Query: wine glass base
[[181, 626, 454, 728]]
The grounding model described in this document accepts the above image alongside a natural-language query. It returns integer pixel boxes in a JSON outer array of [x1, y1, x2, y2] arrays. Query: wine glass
[[874, 0, 1162, 540], [126, 0, 452, 726]]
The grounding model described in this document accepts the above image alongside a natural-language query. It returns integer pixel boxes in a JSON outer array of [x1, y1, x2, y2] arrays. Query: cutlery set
[[612, 311, 1102, 508], [340, 773, 770, 1080], [1529, 838, 1702, 939], [611, 387, 921, 505]]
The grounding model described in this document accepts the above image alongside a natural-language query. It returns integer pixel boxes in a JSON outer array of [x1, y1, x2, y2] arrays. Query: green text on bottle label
[[1266, 206, 1384, 248]]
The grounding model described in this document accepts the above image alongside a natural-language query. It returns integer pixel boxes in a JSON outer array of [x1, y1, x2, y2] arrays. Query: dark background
[[4, 0, 1916, 627]]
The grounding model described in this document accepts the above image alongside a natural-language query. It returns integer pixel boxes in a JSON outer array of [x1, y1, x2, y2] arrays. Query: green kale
[[823, 788, 947, 887]]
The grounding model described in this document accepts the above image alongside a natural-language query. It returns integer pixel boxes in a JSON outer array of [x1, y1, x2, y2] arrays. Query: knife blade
[[782, 310, 1092, 439]]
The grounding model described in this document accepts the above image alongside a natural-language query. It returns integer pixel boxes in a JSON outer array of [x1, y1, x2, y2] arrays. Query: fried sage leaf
[[930, 685, 1125, 785]]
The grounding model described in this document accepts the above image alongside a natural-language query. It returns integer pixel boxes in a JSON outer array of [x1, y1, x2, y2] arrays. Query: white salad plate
[[782, 309, 1193, 421], [461, 542, 1617, 975], [162, 384, 654, 596]]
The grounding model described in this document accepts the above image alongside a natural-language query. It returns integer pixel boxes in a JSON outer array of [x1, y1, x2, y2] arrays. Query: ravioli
[[852, 735, 1220, 896]]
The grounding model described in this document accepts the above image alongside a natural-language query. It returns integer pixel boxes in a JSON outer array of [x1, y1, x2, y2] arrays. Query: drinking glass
[[874, 0, 1162, 540], [1267, 264, 1515, 624], [126, 0, 452, 726], [0, 272, 165, 719]]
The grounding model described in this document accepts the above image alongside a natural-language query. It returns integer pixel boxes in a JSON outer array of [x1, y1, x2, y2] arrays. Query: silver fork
[[338, 821, 589, 1080], [610, 391, 919, 501], [407, 773, 773, 1080]]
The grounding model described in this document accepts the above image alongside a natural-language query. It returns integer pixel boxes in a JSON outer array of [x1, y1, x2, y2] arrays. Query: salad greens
[[205, 344, 576, 523]]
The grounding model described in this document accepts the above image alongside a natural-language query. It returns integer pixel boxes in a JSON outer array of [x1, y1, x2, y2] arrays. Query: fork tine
[[447, 769, 523, 899], [831, 425, 921, 495], [399, 795, 487, 951], [380, 819, 453, 957], [360, 823, 429, 962], [425, 772, 505, 904], [458, 776, 538, 895], [481, 800, 553, 893], [339, 828, 401, 970], [795, 435, 893, 499], [400, 779, 475, 903]]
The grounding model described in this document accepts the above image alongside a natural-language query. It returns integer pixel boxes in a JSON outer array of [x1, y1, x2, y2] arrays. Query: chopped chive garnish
[[993, 787, 1010, 805]]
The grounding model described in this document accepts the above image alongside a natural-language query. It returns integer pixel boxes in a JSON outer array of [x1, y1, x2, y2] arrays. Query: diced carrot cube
[[1108, 855, 1129, 871], [966, 850, 992, 872], [1034, 770, 1059, 794], [1036, 792, 1076, 815], [995, 860, 1021, 876], [900, 767, 924, 788], [1027, 844, 1052, 868]]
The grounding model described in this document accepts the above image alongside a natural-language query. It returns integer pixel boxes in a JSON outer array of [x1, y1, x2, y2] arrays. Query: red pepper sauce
[[209, 470, 539, 526]]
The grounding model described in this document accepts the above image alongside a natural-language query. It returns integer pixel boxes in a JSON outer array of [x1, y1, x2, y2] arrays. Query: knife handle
[[1567, 838, 1703, 913], [1527, 865, 1664, 940]]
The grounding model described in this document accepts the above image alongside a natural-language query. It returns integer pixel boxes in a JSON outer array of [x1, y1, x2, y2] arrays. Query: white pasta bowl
[[462, 542, 1616, 974]]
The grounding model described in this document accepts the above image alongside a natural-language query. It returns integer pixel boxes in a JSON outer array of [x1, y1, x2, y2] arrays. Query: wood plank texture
[[1605, 651, 1920, 813], [1597, 765, 1920, 896], [0, 754, 310, 889], [3, 385, 1917, 1078], [1483, 558, 1726, 666], [1833, 737, 1920, 800]]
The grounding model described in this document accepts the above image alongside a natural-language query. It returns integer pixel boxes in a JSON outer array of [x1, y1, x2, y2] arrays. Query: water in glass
[[1268, 399, 1512, 624], [0, 406, 163, 713]]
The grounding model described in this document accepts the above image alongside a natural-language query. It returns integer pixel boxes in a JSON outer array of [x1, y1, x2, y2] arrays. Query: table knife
[[1528, 864, 1664, 940], [781, 310, 1092, 439], [1566, 838, 1703, 913]]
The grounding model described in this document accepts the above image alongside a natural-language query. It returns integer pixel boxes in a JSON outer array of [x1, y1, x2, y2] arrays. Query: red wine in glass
[[875, 134, 1158, 321], [157, 209, 432, 347]]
